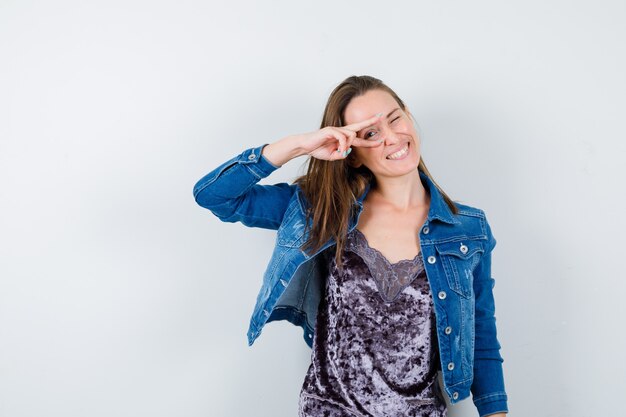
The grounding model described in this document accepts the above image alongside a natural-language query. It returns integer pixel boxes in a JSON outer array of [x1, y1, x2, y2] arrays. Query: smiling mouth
[[386, 142, 410, 160]]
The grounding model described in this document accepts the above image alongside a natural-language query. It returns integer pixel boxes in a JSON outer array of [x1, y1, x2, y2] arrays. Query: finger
[[342, 113, 383, 133], [330, 146, 349, 161], [336, 145, 353, 158], [350, 136, 384, 148], [335, 127, 357, 149], [335, 126, 383, 151], [325, 127, 347, 155], [311, 142, 344, 161]]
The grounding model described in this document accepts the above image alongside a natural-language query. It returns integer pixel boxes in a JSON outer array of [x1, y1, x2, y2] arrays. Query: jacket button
[[422, 226, 429, 234], [427, 255, 436, 264], [459, 243, 468, 254], [444, 326, 452, 335], [308, 333, 313, 339], [438, 291, 447, 300], [447, 362, 455, 371], [248, 154, 256, 160], [452, 392, 459, 400]]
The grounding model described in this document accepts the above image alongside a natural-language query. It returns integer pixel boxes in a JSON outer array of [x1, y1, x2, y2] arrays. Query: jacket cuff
[[474, 392, 508, 417], [243, 144, 281, 178]]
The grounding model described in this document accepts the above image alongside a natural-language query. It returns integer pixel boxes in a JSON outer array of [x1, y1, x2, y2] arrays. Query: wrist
[[261, 135, 306, 167], [283, 134, 308, 158]]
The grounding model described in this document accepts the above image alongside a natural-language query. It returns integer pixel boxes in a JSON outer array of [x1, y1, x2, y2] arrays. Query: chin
[[376, 161, 420, 178]]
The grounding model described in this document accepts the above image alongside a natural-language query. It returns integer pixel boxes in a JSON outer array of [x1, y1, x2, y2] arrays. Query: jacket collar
[[355, 170, 460, 225]]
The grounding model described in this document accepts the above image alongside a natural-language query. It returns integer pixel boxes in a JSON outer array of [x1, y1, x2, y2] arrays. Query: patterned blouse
[[298, 227, 447, 417]]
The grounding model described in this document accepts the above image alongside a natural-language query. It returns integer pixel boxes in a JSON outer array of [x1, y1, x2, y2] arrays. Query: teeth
[[387, 145, 408, 160]]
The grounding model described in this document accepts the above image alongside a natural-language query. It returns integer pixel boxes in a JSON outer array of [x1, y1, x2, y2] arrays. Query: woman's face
[[343, 89, 421, 179]]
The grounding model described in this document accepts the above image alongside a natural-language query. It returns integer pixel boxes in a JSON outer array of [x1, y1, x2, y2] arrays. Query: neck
[[369, 170, 430, 212]]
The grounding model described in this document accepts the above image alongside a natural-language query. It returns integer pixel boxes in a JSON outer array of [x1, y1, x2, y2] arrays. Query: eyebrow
[[358, 107, 401, 134], [386, 107, 401, 118]]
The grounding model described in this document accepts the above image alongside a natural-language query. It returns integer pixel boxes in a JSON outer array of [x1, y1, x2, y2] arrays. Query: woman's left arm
[[471, 211, 509, 417]]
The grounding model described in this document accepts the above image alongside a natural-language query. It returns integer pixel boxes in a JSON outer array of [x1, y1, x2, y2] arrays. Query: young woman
[[193, 75, 508, 417]]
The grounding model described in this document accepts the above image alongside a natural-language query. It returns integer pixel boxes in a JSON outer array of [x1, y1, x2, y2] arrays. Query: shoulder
[[452, 201, 496, 250], [453, 201, 488, 220]]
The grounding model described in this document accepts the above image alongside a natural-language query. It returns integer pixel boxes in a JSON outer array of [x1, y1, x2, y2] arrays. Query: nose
[[379, 122, 401, 145]]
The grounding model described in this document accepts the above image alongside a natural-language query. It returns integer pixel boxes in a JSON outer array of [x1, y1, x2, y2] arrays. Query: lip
[[386, 142, 410, 160]]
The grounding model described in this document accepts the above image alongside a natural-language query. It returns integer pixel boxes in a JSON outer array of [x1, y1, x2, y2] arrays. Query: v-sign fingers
[[342, 113, 383, 133], [351, 136, 384, 148]]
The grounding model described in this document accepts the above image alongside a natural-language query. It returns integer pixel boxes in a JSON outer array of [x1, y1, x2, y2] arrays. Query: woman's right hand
[[261, 113, 386, 167], [296, 113, 385, 161]]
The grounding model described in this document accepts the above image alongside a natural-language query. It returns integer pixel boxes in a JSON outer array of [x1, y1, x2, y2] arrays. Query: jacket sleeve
[[471, 211, 509, 417], [192, 143, 296, 230]]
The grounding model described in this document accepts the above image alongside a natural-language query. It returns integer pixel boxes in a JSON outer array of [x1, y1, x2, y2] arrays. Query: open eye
[[364, 130, 379, 139]]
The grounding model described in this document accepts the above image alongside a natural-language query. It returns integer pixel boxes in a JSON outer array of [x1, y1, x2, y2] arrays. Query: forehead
[[343, 89, 399, 125]]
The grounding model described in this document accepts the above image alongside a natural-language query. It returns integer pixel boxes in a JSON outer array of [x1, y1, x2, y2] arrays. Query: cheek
[[397, 121, 414, 134], [400, 123, 420, 144], [351, 147, 379, 166]]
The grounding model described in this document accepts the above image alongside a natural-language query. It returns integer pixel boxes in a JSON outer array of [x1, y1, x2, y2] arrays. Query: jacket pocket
[[435, 240, 485, 298]]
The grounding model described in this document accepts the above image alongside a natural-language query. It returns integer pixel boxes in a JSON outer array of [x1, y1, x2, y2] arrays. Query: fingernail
[[346, 148, 352, 155], [336, 148, 341, 153], [375, 112, 383, 117]]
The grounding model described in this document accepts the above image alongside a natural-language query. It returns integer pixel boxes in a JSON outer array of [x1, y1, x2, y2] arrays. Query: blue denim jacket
[[193, 144, 508, 416]]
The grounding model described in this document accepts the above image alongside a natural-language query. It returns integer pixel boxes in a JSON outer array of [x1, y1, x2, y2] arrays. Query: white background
[[1, 1, 624, 416]]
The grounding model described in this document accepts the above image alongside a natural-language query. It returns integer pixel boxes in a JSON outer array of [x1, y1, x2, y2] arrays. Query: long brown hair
[[293, 75, 459, 270]]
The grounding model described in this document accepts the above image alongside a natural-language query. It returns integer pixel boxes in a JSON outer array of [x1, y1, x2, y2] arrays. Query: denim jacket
[[193, 144, 508, 416]]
